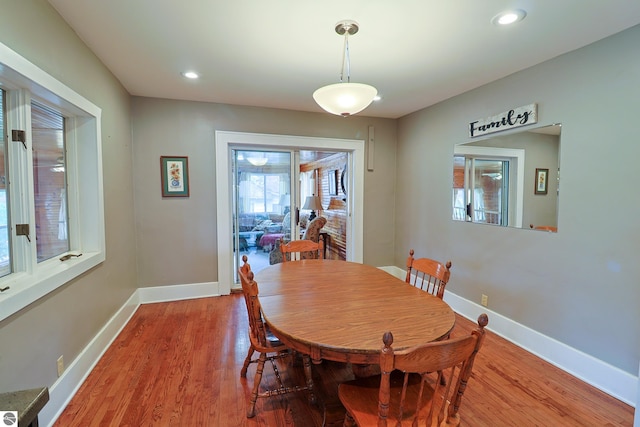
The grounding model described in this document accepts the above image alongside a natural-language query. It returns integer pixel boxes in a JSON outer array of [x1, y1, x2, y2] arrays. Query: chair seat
[[249, 329, 288, 354], [339, 372, 436, 426], [266, 328, 283, 346]]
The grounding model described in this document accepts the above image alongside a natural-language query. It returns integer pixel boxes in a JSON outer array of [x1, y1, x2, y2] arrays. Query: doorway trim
[[215, 130, 365, 295]]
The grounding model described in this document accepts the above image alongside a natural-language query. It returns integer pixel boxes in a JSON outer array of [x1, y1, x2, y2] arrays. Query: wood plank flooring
[[54, 294, 634, 426]]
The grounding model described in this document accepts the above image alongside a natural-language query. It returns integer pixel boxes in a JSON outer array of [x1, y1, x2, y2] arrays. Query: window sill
[[0, 251, 104, 322]]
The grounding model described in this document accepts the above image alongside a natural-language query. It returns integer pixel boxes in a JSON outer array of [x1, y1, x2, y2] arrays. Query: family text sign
[[469, 103, 537, 137]]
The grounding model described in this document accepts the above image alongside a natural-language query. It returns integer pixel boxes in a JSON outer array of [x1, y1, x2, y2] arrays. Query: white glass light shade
[[313, 82, 377, 117]]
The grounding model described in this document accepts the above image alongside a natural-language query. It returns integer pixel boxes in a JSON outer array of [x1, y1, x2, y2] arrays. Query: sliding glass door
[[231, 147, 351, 280], [216, 130, 365, 294], [232, 149, 297, 278]]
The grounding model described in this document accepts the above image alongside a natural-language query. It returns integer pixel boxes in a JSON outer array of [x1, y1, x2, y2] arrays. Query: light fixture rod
[[340, 33, 350, 83], [336, 21, 358, 83], [313, 20, 377, 117]]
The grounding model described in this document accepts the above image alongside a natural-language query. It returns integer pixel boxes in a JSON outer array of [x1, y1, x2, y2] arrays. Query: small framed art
[[161, 156, 190, 197], [535, 168, 548, 195]]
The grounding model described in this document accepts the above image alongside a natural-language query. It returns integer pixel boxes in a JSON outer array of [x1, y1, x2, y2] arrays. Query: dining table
[[255, 259, 456, 366]]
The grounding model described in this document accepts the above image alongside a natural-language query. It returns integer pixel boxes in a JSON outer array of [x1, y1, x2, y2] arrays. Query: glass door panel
[[453, 156, 510, 226], [473, 159, 508, 225], [231, 148, 349, 285], [232, 150, 293, 279]]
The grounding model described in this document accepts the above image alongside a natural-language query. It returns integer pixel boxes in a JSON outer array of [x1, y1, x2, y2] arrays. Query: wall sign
[[469, 103, 537, 137]]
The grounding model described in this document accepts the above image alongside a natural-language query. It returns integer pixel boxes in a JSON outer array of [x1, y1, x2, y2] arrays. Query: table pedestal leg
[[302, 354, 317, 404]]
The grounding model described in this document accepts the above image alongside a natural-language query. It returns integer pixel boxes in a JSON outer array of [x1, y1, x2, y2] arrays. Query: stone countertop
[[0, 387, 49, 426]]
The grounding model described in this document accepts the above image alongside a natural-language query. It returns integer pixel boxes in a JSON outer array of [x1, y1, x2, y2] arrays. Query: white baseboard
[[137, 281, 220, 304], [385, 265, 638, 407], [41, 291, 140, 427], [42, 273, 637, 427], [42, 281, 219, 426]]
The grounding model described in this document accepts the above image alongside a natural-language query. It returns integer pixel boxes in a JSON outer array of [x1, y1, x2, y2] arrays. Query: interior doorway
[[215, 131, 365, 294], [232, 149, 349, 279]]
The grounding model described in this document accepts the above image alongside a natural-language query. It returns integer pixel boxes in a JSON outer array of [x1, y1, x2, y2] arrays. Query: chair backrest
[[279, 238, 324, 262], [238, 258, 268, 348], [378, 314, 488, 426], [239, 254, 251, 276], [405, 249, 452, 299]]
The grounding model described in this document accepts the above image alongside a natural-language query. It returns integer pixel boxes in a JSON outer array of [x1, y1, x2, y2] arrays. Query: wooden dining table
[[255, 259, 456, 365]]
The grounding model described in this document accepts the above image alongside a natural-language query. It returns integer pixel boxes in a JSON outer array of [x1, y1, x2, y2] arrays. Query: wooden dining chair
[[279, 238, 324, 261], [338, 314, 489, 427], [239, 254, 251, 277], [238, 257, 315, 417], [405, 249, 452, 299]]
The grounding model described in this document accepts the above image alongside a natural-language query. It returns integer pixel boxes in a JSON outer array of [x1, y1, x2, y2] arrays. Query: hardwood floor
[[54, 294, 634, 426]]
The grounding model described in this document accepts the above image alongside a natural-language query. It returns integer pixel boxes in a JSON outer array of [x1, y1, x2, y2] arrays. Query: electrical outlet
[[481, 294, 488, 307], [57, 355, 65, 377]]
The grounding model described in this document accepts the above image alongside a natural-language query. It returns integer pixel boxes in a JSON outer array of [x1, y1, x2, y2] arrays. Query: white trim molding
[[387, 265, 637, 407], [214, 130, 365, 295], [41, 292, 140, 427], [41, 282, 219, 426], [137, 281, 220, 304]]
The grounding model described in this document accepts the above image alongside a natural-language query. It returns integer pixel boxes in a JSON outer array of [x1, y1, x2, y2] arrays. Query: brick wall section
[[301, 153, 347, 260]]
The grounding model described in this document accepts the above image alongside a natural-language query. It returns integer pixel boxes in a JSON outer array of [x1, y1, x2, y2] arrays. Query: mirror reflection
[[452, 124, 560, 231]]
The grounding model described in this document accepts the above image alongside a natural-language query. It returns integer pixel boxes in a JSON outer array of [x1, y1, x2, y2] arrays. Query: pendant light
[[313, 20, 377, 117]]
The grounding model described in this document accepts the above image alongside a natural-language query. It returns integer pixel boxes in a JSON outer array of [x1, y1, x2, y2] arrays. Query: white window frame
[[0, 42, 105, 322], [216, 131, 365, 295]]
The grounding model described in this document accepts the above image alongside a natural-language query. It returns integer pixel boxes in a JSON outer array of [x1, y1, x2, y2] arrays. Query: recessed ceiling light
[[182, 71, 199, 79], [373, 95, 381, 102], [492, 9, 526, 26]]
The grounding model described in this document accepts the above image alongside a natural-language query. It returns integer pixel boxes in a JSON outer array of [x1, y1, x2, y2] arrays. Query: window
[[246, 174, 282, 213], [299, 170, 314, 202], [0, 92, 9, 277], [32, 101, 69, 262], [0, 41, 105, 322], [453, 146, 524, 228]]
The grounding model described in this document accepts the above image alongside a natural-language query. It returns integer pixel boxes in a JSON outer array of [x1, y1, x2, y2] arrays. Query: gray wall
[[131, 97, 398, 286], [0, 1, 137, 391], [396, 25, 640, 375], [0, 0, 637, 414]]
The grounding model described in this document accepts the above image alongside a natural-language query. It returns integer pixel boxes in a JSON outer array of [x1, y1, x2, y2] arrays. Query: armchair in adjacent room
[[302, 216, 327, 243]]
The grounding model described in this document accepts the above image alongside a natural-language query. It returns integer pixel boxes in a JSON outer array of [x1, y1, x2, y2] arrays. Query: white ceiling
[[48, 1, 640, 119]]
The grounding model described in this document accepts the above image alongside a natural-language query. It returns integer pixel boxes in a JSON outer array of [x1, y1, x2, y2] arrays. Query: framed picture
[[535, 168, 548, 195], [161, 156, 190, 197], [328, 169, 338, 195]]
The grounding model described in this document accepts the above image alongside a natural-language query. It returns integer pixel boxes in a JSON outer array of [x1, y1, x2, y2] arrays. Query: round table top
[[255, 260, 456, 363]]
